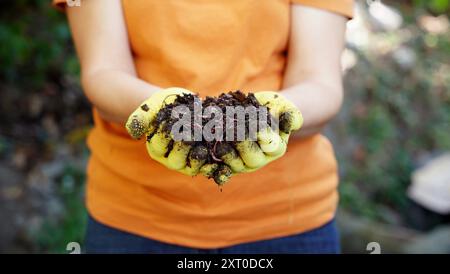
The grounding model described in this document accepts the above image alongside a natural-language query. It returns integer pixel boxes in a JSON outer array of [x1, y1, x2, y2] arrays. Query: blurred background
[[0, 0, 449, 253]]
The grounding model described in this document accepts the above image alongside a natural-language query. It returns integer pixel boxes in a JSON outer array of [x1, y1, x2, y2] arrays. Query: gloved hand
[[126, 87, 208, 176], [214, 91, 303, 177]]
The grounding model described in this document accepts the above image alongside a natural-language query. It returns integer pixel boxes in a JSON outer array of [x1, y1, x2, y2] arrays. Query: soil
[[153, 91, 273, 184]]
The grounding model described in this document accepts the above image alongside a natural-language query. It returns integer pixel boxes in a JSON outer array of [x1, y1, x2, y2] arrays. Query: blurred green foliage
[[414, 0, 450, 14], [0, 0, 86, 253], [339, 2, 450, 225], [0, 0, 79, 88], [35, 164, 87, 253]]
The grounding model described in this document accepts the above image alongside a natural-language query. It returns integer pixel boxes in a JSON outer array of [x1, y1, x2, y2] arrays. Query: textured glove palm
[[126, 87, 207, 176], [215, 91, 303, 174]]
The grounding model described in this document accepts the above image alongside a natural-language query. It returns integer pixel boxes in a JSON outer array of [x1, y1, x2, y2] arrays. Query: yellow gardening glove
[[214, 91, 303, 177], [126, 87, 207, 176]]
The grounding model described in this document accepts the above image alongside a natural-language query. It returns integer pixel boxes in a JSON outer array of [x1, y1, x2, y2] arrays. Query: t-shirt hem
[[291, 0, 354, 19], [86, 199, 337, 249]]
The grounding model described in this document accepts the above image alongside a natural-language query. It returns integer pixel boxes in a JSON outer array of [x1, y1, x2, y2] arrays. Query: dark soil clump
[[153, 90, 274, 184]]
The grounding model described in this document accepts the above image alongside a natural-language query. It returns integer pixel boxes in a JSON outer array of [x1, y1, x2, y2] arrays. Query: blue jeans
[[85, 215, 340, 254]]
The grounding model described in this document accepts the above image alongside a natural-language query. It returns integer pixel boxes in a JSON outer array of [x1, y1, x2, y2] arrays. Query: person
[[53, 0, 353, 253]]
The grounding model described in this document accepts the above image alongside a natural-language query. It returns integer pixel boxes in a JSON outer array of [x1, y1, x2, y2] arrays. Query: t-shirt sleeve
[[291, 0, 354, 18]]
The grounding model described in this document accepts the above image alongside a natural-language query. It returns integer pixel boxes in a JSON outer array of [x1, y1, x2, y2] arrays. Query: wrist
[[279, 90, 301, 111]]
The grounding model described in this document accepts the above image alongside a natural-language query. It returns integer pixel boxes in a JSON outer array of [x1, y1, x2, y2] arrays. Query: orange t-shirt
[[54, 0, 353, 248]]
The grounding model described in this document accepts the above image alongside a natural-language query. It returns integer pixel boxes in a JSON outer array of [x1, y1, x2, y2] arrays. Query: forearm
[[65, 0, 160, 124], [279, 5, 346, 138], [281, 80, 343, 138], [81, 70, 161, 124]]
